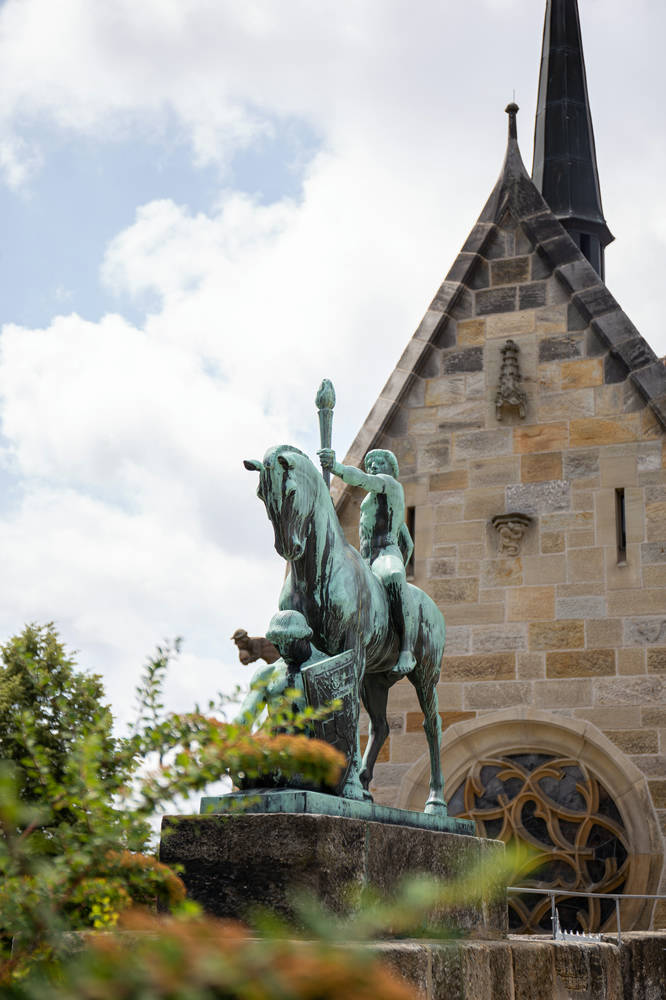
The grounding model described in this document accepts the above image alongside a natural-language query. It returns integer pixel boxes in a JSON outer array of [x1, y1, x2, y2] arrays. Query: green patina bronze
[[201, 789, 474, 835], [244, 382, 449, 815], [233, 609, 326, 727]]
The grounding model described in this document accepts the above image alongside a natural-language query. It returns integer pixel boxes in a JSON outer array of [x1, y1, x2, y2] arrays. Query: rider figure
[[318, 447, 416, 676]]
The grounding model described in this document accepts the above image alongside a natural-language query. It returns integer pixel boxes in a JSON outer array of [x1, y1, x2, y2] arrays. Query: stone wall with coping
[[338, 210, 666, 914]]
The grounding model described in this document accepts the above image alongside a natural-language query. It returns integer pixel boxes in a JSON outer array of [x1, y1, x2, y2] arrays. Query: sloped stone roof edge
[[333, 160, 666, 512]]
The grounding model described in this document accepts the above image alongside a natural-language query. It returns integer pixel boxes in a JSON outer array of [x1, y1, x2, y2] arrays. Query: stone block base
[[376, 933, 666, 1000], [159, 812, 506, 936]]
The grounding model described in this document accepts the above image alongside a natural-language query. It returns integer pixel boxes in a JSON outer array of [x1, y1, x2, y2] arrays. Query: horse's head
[[244, 445, 327, 561]]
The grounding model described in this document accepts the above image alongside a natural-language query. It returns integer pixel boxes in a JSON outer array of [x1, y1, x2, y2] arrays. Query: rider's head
[[265, 610, 313, 668], [364, 449, 399, 478]]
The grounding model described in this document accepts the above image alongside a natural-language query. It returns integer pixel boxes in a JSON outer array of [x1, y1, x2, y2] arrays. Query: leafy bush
[[0, 625, 345, 985]]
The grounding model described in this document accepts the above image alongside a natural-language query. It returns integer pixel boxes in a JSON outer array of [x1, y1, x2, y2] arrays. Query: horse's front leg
[[411, 670, 446, 815], [359, 674, 391, 799]]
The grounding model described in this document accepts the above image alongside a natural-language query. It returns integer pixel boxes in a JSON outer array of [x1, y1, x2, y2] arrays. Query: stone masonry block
[[594, 675, 666, 706], [556, 597, 606, 619], [457, 318, 485, 346], [517, 652, 546, 679], [475, 286, 517, 315], [417, 441, 451, 472], [523, 555, 566, 585], [556, 258, 600, 293], [546, 649, 615, 679], [538, 388, 594, 421], [563, 449, 599, 480], [441, 653, 515, 682], [441, 347, 484, 375], [641, 542, 666, 564], [561, 358, 604, 390], [606, 730, 659, 755], [461, 222, 495, 256], [464, 488, 506, 520], [486, 310, 536, 338], [506, 479, 570, 514], [490, 257, 529, 285], [507, 586, 555, 621], [612, 338, 657, 372], [617, 649, 645, 675], [521, 212, 563, 244], [591, 309, 642, 349], [481, 559, 522, 588], [514, 423, 568, 454], [541, 531, 565, 554], [429, 469, 469, 492], [570, 418, 639, 447], [472, 626, 527, 652], [567, 547, 604, 583], [454, 429, 513, 461], [571, 285, 617, 321], [607, 590, 666, 617], [521, 452, 563, 482], [534, 678, 593, 709], [538, 334, 584, 363], [464, 681, 532, 711], [445, 252, 482, 285], [519, 282, 546, 310], [469, 457, 521, 487], [647, 648, 666, 673], [430, 578, 479, 604], [586, 618, 623, 648], [539, 233, 580, 268], [529, 620, 585, 650]]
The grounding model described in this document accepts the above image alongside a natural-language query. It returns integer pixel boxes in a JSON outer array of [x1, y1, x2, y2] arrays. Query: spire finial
[[532, 0, 613, 276], [505, 102, 519, 141]]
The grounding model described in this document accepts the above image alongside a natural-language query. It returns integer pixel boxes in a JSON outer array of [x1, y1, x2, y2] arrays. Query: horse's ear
[[277, 455, 294, 472], [244, 459, 264, 472]]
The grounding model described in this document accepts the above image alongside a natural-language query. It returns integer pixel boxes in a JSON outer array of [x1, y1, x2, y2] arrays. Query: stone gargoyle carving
[[492, 512, 533, 556]]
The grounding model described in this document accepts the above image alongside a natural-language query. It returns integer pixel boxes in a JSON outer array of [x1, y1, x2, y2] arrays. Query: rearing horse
[[244, 445, 447, 814]]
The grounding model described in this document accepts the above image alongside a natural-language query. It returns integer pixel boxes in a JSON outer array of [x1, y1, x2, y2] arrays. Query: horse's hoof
[[424, 797, 448, 816], [340, 779, 367, 802]]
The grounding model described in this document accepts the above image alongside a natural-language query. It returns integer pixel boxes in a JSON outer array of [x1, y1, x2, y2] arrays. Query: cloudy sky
[[0, 0, 663, 728]]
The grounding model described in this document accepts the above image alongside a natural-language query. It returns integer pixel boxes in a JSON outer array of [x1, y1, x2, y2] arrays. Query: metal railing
[[506, 887, 666, 946]]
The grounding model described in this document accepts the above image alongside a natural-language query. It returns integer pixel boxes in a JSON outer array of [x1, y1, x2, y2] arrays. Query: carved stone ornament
[[495, 338, 528, 419], [491, 512, 532, 556], [447, 753, 630, 934]]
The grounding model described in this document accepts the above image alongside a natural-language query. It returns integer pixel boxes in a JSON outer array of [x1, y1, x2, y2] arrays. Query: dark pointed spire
[[532, 0, 613, 278]]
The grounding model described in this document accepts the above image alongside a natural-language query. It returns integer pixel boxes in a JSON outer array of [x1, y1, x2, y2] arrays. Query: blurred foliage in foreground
[[7, 842, 526, 1000], [0, 624, 345, 986], [0, 624, 522, 998]]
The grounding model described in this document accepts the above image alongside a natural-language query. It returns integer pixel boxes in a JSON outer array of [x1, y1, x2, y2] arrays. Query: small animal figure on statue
[[230, 628, 279, 666], [233, 611, 327, 729]]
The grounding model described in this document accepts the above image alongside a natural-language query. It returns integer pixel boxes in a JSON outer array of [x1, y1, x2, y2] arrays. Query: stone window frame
[[396, 708, 663, 930]]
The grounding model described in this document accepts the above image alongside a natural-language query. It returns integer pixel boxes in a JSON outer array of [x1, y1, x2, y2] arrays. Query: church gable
[[334, 113, 665, 524]]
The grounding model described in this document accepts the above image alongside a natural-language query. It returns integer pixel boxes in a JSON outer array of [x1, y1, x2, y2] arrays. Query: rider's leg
[[372, 551, 417, 675]]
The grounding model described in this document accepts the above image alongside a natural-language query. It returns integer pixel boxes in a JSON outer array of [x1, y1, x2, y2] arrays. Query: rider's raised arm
[[318, 449, 386, 493]]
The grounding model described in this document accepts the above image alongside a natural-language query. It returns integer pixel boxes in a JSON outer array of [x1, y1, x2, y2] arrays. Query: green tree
[[0, 625, 346, 984], [0, 625, 125, 808]]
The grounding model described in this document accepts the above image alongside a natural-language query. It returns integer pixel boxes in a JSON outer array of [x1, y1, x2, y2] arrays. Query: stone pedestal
[[160, 799, 507, 937]]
